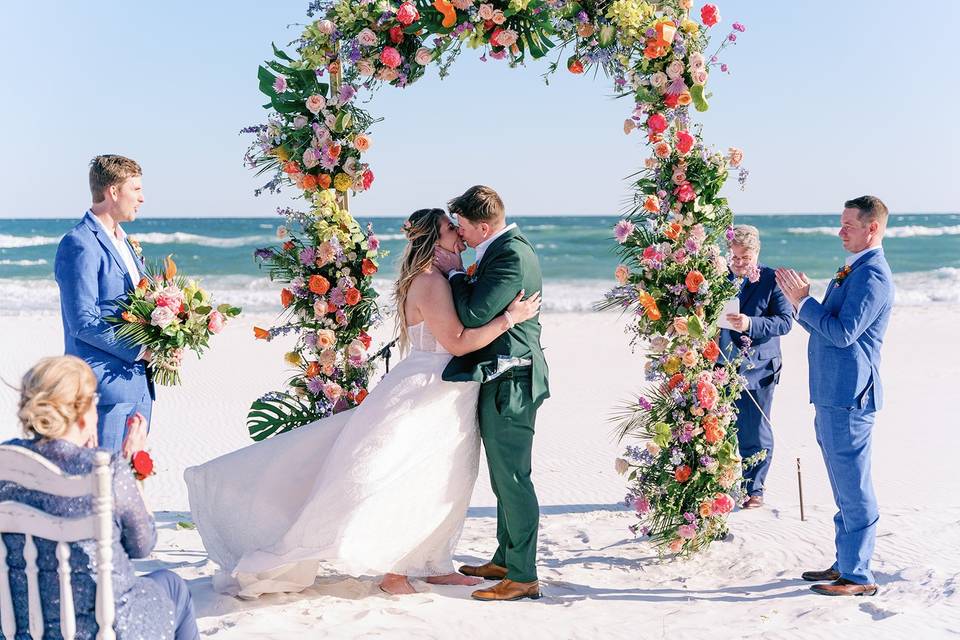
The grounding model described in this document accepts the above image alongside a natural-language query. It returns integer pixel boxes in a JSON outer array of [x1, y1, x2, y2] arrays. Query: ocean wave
[[0, 234, 60, 249], [133, 232, 272, 248], [4, 270, 957, 316], [372, 233, 406, 241], [788, 225, 960, 238], [0, 259, 48, 266]]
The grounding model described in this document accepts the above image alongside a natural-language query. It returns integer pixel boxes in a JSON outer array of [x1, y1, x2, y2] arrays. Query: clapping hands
[[775, 268, 811, 307]]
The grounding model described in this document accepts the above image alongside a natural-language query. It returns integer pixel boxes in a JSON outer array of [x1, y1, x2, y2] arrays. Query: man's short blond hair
[[729, 224, 761, 253], [447, 185, 505, 224], [89, 155, 142, 203]]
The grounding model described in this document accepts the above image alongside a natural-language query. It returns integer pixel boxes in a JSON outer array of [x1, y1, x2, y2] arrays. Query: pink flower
[[675, 130, 695, 155], [696, 379, 719, 411], [677, 524, 697, 539], [150, 305, 176, 329], [712, 493, 735, 515], [317, 19, 336, 35], [367, 234, 380, 251], [701, 3, 721, 27], [273, 76, 287, 93], [478, 3, 494, 20], [614, 220, 635, 244], [380, 47, 402, 69], [396, 2, 420, 25], [646, 113, 668, 134], [347, 338, 368, 365], [728, 146, 744, 168], [615, 264, 630, 285], [415, 47, 433, 66], [305, 94, 326, 114], [357, 28, 378, 47], [323, 382, 343, 401], [155, 286, 185, 310], [747, 265, 761, 283], [207, 310, 225, 334], [675, 181, 696, 203], [633, 496, 651, 515]]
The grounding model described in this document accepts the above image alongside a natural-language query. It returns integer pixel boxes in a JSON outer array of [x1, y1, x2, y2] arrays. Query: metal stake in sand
[[797, 457, 805, 521]]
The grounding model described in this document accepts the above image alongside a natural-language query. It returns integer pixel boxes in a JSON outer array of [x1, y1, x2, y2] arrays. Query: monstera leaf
[[247, 392, 318, 441]]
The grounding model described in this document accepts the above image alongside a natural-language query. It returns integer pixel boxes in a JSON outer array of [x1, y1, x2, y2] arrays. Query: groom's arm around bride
[[435, 185, 549, 601]]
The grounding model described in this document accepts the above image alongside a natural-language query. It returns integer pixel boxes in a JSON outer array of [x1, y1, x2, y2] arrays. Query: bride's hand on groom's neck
[[433, 247, 464, 275]]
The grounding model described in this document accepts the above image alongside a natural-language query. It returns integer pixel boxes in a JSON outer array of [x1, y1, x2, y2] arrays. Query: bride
[[185, 208, 541, 597]]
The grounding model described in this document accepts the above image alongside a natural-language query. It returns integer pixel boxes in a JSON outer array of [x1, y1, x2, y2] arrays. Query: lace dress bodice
[[407, 321, 449, 355]]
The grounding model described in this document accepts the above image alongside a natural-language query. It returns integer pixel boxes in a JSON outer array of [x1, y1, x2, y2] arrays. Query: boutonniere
[[834, 264, 852, 287], [128, 237, 143, 259], [466, 263, 477, 277]]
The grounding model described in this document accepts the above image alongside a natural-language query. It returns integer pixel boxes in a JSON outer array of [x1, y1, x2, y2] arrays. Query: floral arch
[[247, 0, 750, 555]]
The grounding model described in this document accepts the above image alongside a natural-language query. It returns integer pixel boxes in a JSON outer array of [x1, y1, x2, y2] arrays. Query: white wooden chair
[[0, 445, 116, 640]]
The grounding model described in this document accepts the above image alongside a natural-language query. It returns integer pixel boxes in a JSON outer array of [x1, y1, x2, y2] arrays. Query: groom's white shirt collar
[[846, 245, 880, 267], [89, 210, 141, 282], [475, 223, 517, 264]]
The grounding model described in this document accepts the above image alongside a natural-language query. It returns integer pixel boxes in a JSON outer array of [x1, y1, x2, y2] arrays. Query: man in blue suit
[[777, 195, 895, 597], [719, 225, 794, 510], [54, 155, 153, 454]]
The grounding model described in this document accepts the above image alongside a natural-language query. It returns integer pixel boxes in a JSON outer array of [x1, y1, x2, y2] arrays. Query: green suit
[[443, 226, 550, 582]]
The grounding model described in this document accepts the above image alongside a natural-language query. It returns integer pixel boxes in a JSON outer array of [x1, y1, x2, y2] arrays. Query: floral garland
[[246, 0, 750, 556]]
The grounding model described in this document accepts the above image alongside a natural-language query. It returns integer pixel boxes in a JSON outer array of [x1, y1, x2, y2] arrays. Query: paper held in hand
[[716, 297, 740, 330]]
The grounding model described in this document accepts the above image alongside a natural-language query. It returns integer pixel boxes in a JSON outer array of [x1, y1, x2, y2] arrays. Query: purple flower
[[254, 247, 275, 260], [614, 220, 635, 244], [329, 287, 346, 306], [721, 63, 729, 73], [300, 247, 316, 266], [339, 85, 356, 103], [638, 396, 652, 411], [733, 22, 746, 32], [728, 33, 737, 42], [367, 235, 380, 251], [273, 76, 287, 93], [336, 309, 348, 326], [306, 377, 324, 395], [683, 512, 696, 523], [725, 226, 736, 242]]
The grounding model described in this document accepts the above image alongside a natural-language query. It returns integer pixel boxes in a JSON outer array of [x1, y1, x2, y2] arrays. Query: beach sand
[[1, 308, 957, 639]]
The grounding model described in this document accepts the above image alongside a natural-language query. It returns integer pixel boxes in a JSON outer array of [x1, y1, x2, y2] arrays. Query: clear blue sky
[[1, 1, 956, 218]]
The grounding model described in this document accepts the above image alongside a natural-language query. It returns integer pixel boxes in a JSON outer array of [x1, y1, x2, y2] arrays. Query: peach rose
[[323, 382, 343, 401], [681, 349, 697, 367], [673, 316, 689, 336], [653, 141, 671, 159], [353, 133, 371, 152], [696, 379, 719, 411], [356, 59, 375, 76], [615, 264, 630, 285], [685, 270, 705, 293], [728, 146, 744, 168], [305, 94, 326, 114], [319, 348, 337, 366], [699, 501, 714, 517], [316, 329, 337, 349]]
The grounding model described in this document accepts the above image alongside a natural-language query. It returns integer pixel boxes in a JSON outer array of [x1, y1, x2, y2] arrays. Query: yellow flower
[[284, 351, 302, 366], [663, 355, 682, 375], [333, 173, 353, 192], [272, 146, 290, 161], [605, 0, 654, 45], [681, 18, 699, 34]]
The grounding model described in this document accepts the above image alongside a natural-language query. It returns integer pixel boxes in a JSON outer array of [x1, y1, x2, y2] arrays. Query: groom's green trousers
[[478, 367, 540, 583]]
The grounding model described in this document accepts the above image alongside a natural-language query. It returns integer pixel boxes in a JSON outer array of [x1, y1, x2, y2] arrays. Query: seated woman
[[1, 355, 198, 640]]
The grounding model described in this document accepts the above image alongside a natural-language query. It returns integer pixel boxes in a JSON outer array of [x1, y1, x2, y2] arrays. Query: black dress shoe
[[801, 568, 841, 582]]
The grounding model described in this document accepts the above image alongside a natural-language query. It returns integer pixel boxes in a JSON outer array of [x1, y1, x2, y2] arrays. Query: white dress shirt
[[448, 222, 518, 280], [90, 211, 141, 284], [796, 246, 880, 314]]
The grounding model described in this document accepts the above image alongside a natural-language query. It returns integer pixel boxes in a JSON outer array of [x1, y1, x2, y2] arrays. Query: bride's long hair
[[393, 208, 446, 354]]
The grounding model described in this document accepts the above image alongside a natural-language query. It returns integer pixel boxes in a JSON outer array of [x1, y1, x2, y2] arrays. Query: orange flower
[[283, 241, 295, 252], [345, 287, 362, 306], [305, 362, 321, 378], [702, 340, 720, 362], [667, 373, 685, 389], [136, 277, 149, 290], [654, 20, 677, 45], [704, 420, 725, 445], [328, 60, 341, 75], [433, 0, 457, 28], [353, 134, 371, 152], [674, 465, 692, 483], [282, 160, 301, 175], [163, 255, 177, 281], [699, 501, 714, 517], [317, 174, 332, 190], [355, 389, 369, 404], [664, 222, 683, 240], [253, 326, 270, 340], [643, 195, 660, 213], [677, 91, 692, 106], [328, 144, 342, 159], [301, 174, 318, 190], [466, 263, 478, 277], [685, 270, 705, 293], [281, 288, 294, 308], [309, 275, 330, 295], [361, 258, 378, 276], [121, 311, 138, 323], [327, 301, 338, 314]]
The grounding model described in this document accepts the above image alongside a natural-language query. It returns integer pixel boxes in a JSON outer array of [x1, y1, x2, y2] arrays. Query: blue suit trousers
[[735, 383, 776, 496], [814, 403, 878, 585], [97, 394, 153, 453]]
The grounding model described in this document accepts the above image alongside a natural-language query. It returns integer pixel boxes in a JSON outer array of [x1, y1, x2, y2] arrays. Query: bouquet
[[110, 256, 241, 385], [130, 451, 155, 482]]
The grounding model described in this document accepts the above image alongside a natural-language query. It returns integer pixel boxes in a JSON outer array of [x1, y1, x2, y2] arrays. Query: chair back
[[0, 445, 115, 640]]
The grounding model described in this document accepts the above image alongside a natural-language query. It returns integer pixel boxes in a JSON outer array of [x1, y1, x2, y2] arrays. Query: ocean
[[1, 214, 958, 315]]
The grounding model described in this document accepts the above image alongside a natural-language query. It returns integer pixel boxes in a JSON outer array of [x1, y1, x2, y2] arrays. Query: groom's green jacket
[[442, 227, 550, 405]]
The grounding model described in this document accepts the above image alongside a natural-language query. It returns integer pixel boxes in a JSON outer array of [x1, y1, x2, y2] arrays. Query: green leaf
[[691, 84, 709, 112], [271, 42, 295, 63], [247, 393, 319, 441], [176, 520, 196, 530], [687, 314, 704, 340], [653, 422, 672, 449]]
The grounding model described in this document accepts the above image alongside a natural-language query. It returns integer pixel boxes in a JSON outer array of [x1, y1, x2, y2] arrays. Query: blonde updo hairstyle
[[17, 356, 98, 440], [393, 208, 447, 354]]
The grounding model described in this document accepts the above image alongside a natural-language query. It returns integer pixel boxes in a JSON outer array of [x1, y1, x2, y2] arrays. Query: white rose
[[356, 59, 375, 76], [650, 72, 669, 89], [496, 29, 518, 47], [357, 28, 378, 47], [666, 59, 685, 79], [150, 305, 176, 329], [343, 157, 358, 176], [415, 47, 433, 66], [317, 19, 336, 35], [687, 52, 705, 69], [325, 113, 337, 128]]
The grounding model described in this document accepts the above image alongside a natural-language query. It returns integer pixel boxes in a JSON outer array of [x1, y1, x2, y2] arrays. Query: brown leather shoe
[[458, 562, 508, 580], [471, 579, 541, 601], [741, 495, 764, 509], [801, 568, 841, 582], [811, 578, 878, 596]]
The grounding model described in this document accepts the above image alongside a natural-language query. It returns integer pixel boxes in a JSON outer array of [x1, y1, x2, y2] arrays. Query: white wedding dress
[[184, 321, 481, 597]]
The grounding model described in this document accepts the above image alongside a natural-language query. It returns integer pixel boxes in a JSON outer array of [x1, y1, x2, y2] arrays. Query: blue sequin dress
[[0, 438, 175, 640]]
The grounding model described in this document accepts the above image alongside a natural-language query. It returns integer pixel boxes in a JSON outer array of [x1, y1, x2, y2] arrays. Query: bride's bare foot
[[426, 573, 484, 586], [379, 573, 416, 595]]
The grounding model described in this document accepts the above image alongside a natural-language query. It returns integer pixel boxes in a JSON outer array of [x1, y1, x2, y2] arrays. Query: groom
[[776, 196, 894, 597], [54, 155, 154, 454], [435, 185, 549, 602]]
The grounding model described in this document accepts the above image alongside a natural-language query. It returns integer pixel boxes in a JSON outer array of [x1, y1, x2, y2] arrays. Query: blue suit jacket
[[54, 212, 154, 405], [797, 248, 894, 410], [720, 265, 794, 389]]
